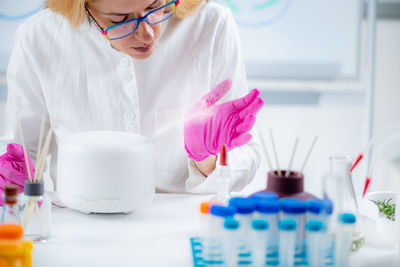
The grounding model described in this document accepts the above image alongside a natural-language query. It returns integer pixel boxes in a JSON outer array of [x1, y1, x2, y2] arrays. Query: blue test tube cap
[[306, 220, 324, 232], [229, 197, 256, 214], [323, 198, 333, 215], [251, 219, 269, 231], [339, 213, 356, 224], [210, 205, 236, 218], [255, 200, 280, 214], [224, 217, 240, 230], [249, 192, 279, 203], [279, 198, 307, 214], [278, 219, 297, 231], [307, 198, 325, 214]]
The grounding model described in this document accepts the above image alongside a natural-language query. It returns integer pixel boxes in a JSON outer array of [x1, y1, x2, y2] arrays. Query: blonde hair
[[45, 0, 206, 27]]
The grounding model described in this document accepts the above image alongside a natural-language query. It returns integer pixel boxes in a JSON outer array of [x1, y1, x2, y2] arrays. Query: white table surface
[[33, 194, 208, 267], [9, 193, 397, 267]]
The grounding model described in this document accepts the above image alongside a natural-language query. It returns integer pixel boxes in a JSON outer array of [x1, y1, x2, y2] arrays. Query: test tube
[[279, 219, 297, 267], [322, 199, 335, 266], [199, 201, 216, 236], [223, 217, 240, 267], [228, 197, 256, 262], [306, 220, 324, 267], [205, 205, 236, 265], [279, 198, 307, 262], [253, 199, 280, 265], [335, 213, 356, 267], [251, 219, 269, 267]]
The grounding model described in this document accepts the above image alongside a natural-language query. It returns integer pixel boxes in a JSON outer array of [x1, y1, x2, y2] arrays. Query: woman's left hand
[[0, 144, 35, 206], [184, 79, 263, 162]]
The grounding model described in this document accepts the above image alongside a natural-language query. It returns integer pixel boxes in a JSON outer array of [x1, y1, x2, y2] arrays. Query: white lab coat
[[0, 2, 261, 194]]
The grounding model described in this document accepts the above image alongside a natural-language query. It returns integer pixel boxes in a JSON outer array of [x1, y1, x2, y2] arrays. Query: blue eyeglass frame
[[86, 0, 179, 40]]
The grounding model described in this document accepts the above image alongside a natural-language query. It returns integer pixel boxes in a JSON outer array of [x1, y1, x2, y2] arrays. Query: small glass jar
[[20, 180, 51, 242], [1, 184, 20, 224]]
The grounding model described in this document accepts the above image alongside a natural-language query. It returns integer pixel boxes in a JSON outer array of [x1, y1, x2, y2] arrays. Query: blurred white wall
[[241, 19, 400, 197]]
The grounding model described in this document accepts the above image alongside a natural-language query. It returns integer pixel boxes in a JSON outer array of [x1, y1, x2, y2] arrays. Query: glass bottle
[[323, 156, 364, 251], [1, 184, 20, 224], [20, 180, 51, 242], [211, 144, 231, 205]]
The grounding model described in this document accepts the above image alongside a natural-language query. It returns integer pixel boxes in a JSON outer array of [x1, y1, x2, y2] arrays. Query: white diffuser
[[57, 131, 155, 213]]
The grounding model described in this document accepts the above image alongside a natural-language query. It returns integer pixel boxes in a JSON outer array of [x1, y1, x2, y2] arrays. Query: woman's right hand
[[0, 143, 35, 205], [184, 79, 263, 162]]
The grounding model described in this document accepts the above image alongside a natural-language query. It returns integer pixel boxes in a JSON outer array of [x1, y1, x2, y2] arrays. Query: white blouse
[[0, 2, 262, 194]]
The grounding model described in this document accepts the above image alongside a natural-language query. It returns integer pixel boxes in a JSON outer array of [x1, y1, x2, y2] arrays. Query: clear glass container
[[323, 156, 364, 251], [20, 181, 51, 242], [1, 184, 20, 224]]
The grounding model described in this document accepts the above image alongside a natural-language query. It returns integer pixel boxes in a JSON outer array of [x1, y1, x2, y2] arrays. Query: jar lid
[[210, 205, 236, 218], [255, 200, 280, 214], [307, 198, 325, 214], [229, 197, 256, 214], [279, 198, 307, 214], [24, 180, 44, 196], [4, 184, 19, 197], [250, 192, 279, 203]]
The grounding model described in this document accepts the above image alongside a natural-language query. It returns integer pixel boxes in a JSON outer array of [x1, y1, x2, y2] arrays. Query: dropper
[[211, 144, 231, 204], [350, 138, 373, 173]]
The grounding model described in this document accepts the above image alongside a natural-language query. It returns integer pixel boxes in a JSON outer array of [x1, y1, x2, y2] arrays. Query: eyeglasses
[[86, 0, 179, 41]]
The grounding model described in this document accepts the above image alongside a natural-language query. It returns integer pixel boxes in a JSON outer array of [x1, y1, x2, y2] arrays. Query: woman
[[0, 0, 263, 200]]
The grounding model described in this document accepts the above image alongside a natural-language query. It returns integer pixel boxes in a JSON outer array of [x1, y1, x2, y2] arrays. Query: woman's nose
[[134, 21, 155, 43]]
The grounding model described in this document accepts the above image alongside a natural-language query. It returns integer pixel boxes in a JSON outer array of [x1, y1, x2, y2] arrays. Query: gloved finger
[[201, 79, 232, 107], [230, 89, 260, 111], [0, 166, 27, 186], [6, 143, 24, 161], [229, 133, 253, 148], [238, 97, 264, 120], [236, 114, 256, 135]]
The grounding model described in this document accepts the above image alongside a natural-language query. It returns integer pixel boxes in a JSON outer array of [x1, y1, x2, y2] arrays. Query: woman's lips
[[134, 42, 153, 53]]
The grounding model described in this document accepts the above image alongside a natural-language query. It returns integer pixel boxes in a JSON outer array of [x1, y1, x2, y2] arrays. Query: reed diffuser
[[17, 114, 57, 242]]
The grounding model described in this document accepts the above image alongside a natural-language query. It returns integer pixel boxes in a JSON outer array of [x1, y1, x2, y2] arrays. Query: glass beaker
[[323, 156, 364, 251]]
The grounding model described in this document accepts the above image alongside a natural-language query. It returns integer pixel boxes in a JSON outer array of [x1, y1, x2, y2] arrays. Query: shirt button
[[126, 112, 136, 120], [121, 57, 130, 67], [126, 124, 137, 132], [123, 73, 132, 81]]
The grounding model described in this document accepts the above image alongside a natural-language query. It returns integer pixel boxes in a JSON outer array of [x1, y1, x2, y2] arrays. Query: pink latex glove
[[0, 143, 35, 206], [184, 79, 264, 161]]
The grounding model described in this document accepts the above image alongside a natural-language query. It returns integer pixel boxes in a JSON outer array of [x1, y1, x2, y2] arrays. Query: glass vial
[[20, 180, 51, 242], [1, 184, 20, 224]]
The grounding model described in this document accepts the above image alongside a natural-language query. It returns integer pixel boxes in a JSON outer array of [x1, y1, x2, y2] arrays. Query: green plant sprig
[[371, 198, 395, 221]]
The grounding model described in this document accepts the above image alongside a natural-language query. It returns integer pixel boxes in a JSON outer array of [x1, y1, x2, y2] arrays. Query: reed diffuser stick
[[36, 114, 58, 182], [34, 116, 46, 182], [300, 135, 318, 173], [16, 113, 33, 182], [259, 132, 274, 171], [269, 129, 282, 176], [286, 137, 299, 177]]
